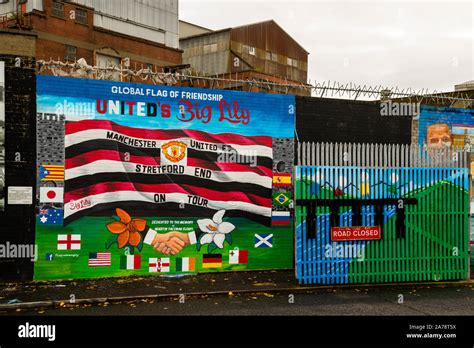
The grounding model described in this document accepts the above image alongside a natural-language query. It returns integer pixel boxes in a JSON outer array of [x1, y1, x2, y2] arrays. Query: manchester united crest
[[161, 141, 187, 164]]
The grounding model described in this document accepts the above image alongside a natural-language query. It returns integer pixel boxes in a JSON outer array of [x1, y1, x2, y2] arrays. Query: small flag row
[[82, 252, 250, 271]]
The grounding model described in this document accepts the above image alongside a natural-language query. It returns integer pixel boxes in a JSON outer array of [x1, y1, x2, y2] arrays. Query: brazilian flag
[[273, 192, 291, 206]]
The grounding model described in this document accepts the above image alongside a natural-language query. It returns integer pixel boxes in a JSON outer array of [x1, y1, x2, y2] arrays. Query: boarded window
[[96, 53, 121, 81]]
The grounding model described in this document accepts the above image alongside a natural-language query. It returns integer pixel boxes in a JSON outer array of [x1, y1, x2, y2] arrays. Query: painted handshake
[[151, 232, 190, 255]]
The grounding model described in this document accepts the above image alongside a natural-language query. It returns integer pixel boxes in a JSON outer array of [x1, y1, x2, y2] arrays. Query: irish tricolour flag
[[176, 257, 196, 272], [120, 255, 141, 270]]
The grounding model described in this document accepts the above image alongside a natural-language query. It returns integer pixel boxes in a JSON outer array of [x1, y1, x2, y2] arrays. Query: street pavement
[[6, 283, 474, 316]]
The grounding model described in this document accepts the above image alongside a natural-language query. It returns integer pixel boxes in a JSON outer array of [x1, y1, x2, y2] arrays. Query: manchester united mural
[[34, 76, 295, 280]]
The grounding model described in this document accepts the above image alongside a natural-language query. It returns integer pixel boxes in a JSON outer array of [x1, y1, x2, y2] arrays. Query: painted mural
[[418, 105, 474, 247], [419, 105, 474, 167], [34, 75, 295, 280], [296, 166, 470, 284]]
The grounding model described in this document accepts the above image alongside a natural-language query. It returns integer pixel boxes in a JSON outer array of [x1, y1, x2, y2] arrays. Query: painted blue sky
[[37, 75, 295, 138]]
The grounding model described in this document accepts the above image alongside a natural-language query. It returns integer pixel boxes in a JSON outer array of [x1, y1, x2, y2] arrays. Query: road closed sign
[[331, 226, 381, 241]]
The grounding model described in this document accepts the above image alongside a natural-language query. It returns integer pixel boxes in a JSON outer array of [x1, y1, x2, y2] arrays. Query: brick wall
[[31, 0, 182, 71], [0, 55, 36, 280]]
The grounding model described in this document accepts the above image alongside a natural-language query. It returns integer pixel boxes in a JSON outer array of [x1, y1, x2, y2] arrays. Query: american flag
[[88, 252, 111, 267]]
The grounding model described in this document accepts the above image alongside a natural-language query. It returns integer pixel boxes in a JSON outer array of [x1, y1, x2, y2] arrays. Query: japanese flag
[[40, 187, 64, 203]]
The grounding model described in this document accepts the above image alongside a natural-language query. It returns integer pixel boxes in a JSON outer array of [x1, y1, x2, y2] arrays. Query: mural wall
[[296, 165, 470, 284], [418, 106, 474, 247], [418, 106, 474, 153], [34, 75, 295, 280]]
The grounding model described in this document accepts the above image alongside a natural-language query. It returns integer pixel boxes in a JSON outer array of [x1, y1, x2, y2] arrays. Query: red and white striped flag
[[88, 252, 111, 267], [64, 120, 273, 225]]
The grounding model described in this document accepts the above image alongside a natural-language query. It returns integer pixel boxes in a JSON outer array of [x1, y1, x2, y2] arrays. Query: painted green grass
[[347, 181, 469, 283], [34, 217, 293, 280]]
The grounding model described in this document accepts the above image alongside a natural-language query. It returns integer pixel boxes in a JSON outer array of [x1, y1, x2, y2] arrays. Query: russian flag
[[272, 211, 291, 225]]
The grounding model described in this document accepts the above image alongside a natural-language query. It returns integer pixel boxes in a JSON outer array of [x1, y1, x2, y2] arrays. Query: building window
[[65, 45, 76, 61], [52, 0, 64, 18], [203, 43, 218, 54], [75, 8, 87, 25], [242, 45, 255, 55], [287, 57, 298, 67], [266, 51, 277, 62]]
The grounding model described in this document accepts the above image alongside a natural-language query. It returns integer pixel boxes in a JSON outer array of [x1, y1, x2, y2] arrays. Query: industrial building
[[179, 20, 311, 96], [0, 0, 183, 81]]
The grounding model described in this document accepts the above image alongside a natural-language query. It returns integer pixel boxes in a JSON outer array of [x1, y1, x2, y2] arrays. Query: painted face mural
[[34, 76, 295, 280], [426, 123, 452, 149]]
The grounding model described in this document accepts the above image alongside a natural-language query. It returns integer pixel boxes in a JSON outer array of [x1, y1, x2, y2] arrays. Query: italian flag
[[176, 257, 196, 272], [120, 255, 141, 270]]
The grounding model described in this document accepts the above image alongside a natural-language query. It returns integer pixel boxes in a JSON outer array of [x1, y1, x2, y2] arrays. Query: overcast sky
[[180, 0, 473, 93]]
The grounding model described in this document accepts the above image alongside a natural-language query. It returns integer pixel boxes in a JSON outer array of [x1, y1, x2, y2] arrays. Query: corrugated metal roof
[[71, 0, 178, 48]]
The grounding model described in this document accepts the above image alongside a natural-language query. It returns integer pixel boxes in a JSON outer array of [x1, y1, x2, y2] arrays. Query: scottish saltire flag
[[39, 208, 64, 225], [255, 233, 273, 248], [39, 165, 65, 181], [63, 120, 273, 225]]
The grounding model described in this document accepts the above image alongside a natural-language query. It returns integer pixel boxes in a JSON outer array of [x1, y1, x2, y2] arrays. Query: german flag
[[273, 173, 291, 187], [202, 254, 222, 268], [40, 165, 65, 181]]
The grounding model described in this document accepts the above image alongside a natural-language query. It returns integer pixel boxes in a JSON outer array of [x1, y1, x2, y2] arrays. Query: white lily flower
[[197, 210, 235, 249]]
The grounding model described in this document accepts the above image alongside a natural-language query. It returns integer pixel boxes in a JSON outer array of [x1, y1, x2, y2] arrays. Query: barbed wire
[[36, 58, 474, 105], [37, 58, 178, 85]]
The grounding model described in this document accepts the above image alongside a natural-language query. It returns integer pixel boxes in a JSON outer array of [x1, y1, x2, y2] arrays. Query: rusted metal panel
[[230, 21, 308, 83]]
